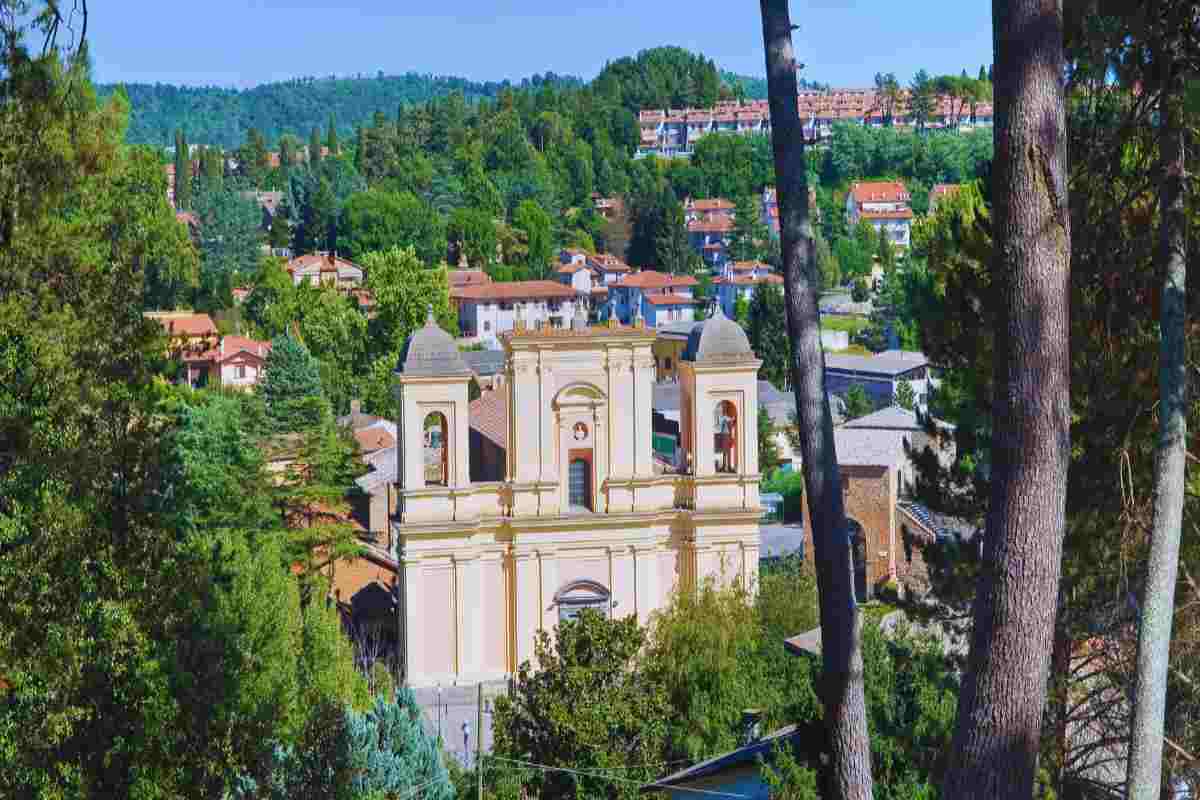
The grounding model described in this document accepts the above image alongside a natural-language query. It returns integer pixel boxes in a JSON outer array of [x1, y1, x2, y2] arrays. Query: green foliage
[[835, 236, 872, 284], [645, 576, 818, 763], [344, 691, 455, 800], [746, 284, 790, 389], [340, 188, 447, 265], [851, 277, 871, 303], [260, 334, 327, 433], [513, 198, 554, 278], [492, 611, 669, 800], [896, 379, 916, 411], [594, 46, 722, 112], [759, 405, 781, 475], [190, 179, 264, 309], [763, 466, 806, 523], [448, 207, 498, 270], [729, 193, 770, 263], [361, 246, 455, 356], [843, 384, 874, 420], [761, 741, 820, 800]]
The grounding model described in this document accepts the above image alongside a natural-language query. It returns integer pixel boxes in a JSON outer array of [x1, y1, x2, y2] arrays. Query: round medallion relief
[[573, 422, 589, 441]]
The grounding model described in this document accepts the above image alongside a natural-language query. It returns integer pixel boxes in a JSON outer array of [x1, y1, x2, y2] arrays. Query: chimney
[[741, 710, 763, 745]]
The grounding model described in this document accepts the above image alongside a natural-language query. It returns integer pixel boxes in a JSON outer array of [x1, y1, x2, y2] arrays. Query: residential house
[[339, 309, 764, 685], [824, 349, 937, 410], [846, 181, 914, 248], [685, 198, 736, 267], [448, 269, 493, 291], [714, 266, 784, 318], [453, 280, 583, 346], [608, 270, 698, 326], [286, 252, 365, 289], [928, 183, 963, 214], [146, 311, 219, 384]]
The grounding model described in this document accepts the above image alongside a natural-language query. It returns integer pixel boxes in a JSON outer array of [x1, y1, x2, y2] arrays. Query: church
[[377, 305, 764, 687]]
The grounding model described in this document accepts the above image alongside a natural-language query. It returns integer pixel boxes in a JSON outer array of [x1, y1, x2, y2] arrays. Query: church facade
[[390, 308, 764, 687]]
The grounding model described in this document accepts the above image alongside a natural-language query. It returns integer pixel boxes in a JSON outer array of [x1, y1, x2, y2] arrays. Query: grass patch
[[861, 601, 900, 625], [820, 315, 870, 334]]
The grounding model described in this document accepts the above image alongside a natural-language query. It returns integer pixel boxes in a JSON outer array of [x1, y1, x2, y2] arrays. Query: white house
[[846, 181, 914, 249], [286, 252, 365, 288], [453, 280, 584, 346]]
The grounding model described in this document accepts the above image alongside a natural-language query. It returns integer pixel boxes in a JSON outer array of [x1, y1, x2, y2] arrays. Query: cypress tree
[[309, 126, 323, 165], [354, 125, 367, 174], [326, 113, 338, 155], [174, 128, 192, 210]]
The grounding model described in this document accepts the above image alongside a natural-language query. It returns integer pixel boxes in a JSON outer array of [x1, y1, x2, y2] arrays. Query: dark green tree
[[729, 193, 770, 263], [340, 189, 446, 265], [843, 384, 873, 420], [326, 113, 338, 155], [259, 334, 327, 433], [492, 611, 669, 800], [447, 207, 498, 270], [895, 380, 915, 410], [174, 128, 193, 210], [513, 199, 554, 279], [309, 126, 323, 165], [746, 284, 790, 389]]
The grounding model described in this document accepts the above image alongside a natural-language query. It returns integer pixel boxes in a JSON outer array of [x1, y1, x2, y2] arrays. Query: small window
[[236, 364, 247, 379], [483, 321, 491, 332], [555, 580, 610, 623]]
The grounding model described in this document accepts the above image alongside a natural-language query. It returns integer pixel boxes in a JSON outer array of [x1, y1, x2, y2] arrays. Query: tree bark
[[758, 4, 874, 799], [943, 0, 1072, 797], [1126, 70, 1189, 800]]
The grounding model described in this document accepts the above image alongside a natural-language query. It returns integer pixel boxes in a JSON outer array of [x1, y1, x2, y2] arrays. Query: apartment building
[[846, 181, 914, 248]]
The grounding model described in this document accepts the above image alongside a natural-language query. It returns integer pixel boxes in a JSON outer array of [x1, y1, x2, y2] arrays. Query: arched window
[[555, 580, 611, 623], [423, 412, 448, 486], [714, 400, 738, 474]]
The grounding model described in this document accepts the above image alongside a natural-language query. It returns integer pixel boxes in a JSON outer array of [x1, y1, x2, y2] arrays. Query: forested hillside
[[719, 70, 828, 100], [104, 71, 584, 148], [102, 48, 794, 148]]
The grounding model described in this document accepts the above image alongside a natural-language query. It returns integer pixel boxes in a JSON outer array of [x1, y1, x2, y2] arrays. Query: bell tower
[[393, 307, 474, 524]]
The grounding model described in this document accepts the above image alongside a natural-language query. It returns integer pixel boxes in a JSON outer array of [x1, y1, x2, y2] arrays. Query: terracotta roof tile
[[469, 389, 508, 450], [145, 312, 218, 338], [355, 426, 396, 453], [860, 208, 915, 221], [644, 293, 698, 306], [849, 181, 910, 204], [448, 269, 492, 287], [612, 270, 699, 290], [453, 280, 578, 302]]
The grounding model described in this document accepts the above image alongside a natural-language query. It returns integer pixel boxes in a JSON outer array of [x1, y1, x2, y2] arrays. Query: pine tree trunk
[[1126, 77, 1188, 800], [758, 3, 874, 798], [942, 0, 1072, 797]]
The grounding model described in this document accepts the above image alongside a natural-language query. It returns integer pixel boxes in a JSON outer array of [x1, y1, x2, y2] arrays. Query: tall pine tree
[[174, 128, 192, 210], [259, 334, 327, 433]]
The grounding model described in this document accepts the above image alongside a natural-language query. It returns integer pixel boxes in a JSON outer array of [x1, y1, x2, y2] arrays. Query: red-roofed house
[[453, 280, 584, 345], [610, 270, 699, 326], [187, 336, 273, 390], [846, 181, 914, 248]]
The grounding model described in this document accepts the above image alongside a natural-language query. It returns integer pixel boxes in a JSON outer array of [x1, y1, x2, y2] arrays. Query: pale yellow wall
[[392, 327, 764, 687]]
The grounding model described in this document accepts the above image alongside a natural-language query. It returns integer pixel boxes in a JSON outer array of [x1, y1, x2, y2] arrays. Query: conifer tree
[[259, 334, 326, 433], [354, 125, 367, 174], [174, 128, 193, 210], [309, 126, 323, 165], [326, 113, 338, 154]]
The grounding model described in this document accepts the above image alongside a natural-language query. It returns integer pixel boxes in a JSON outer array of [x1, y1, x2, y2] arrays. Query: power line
[[485, 755, 752, 799]]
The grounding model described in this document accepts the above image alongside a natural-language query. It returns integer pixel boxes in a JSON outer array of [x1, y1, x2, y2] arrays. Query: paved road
[[760, 522, 805, 559], [411, 523, 806, 759]]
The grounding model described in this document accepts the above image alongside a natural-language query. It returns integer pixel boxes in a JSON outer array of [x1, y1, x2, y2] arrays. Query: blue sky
[[90, 1, 993, 89]]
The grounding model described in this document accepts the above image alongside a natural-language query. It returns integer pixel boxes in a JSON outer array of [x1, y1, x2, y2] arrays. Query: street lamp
[[436, 684, 442, 743], [461, 721, 471, 767]]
